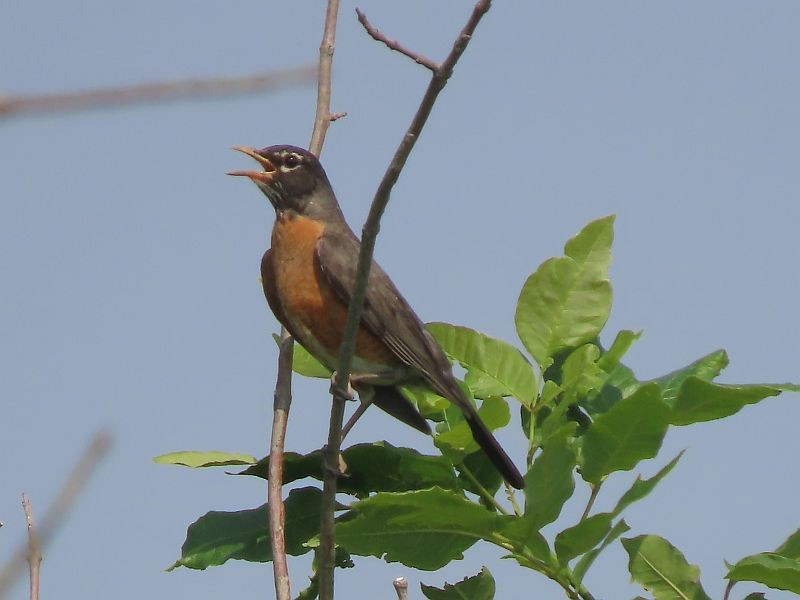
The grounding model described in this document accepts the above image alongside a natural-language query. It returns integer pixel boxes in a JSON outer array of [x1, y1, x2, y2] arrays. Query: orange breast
[[267, 214, 397, 370]]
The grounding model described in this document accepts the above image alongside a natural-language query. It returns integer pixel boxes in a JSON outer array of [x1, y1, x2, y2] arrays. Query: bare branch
[[268, 335, 294, 600], [0, 66, 316, 120], [266, 2, 343, 600], [356, 9, 438, 72], [393, 577, 409, 600], [334, 0, 493, 401], [0, 432, 112, 597], [22, 495, 41, 600], [309, 0, 343, 157], [322, 2, 493, 598]]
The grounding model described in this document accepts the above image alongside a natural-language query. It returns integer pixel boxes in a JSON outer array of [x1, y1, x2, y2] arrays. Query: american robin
[[229, 144, 525, 489]]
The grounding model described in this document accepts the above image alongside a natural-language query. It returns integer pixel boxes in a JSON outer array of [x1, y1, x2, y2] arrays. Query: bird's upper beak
[[228, 146, 277, 185]]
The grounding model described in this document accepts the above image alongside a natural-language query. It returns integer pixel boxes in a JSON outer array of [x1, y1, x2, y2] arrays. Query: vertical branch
[[318, 2, 493, 599], [268, 2, 342, 600], [309, 0, 342, 156], [268, 335, 294, 600], [22, 495, 41, 600]]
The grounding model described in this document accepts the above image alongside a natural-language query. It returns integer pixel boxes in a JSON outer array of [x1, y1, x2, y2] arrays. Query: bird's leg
[[340, 384, 376, 441], [329, 371, 356, 402]]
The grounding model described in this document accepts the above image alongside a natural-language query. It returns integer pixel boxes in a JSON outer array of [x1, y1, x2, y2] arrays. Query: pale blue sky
[[1, 2, 798, 598]]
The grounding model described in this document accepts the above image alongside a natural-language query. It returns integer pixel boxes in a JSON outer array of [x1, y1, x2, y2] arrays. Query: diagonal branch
[[355, 9, 438, 72], [0, 66, 316, 119], [320, 1, 493, 598], [335, 0, 493, 386]]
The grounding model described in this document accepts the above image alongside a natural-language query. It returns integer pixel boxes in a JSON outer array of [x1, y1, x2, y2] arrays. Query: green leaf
[[653, 349, 729, 406], [573, 519, 631, 583], [555, 512, 613, 564], [598, 330, 642, 372], [427, 322, 539, 407], [294, 575, 319, 600], [436, 397, 511, 453], [169, 487, 321, 570], [776, 529, 800, 559], [153, 450, 256, 467], [561, 343, 606, 403], [727, 553, 800, 594], [580, 383, 669, 484], [400, 384, 450, 418], [523, 429, 577, 529], [622, 535, 711, 600], [272, 333, 331, 378], [741, 594, 766, 600], [515, 216, 614, 368], [503, 521, 554, 565], [421, 567, 496, 600], [456, 450, 503, 499], [238, 443, 459, 496], [613, 451, 684, 517], [335, 488, 506, 571], [671, 378, 798, 425]]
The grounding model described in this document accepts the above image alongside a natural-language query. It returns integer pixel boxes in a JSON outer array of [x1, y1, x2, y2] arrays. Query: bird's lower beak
[[228, 146, 277, 184]]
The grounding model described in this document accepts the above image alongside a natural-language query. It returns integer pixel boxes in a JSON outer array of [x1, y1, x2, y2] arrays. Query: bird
[[229, 144, 525, 489]]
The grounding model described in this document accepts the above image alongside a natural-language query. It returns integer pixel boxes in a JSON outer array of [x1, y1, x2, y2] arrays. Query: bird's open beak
[[228, 146, 277, 184]]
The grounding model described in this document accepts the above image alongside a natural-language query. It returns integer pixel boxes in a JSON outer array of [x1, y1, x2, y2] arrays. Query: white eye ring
[[280, 153, 302, 172]]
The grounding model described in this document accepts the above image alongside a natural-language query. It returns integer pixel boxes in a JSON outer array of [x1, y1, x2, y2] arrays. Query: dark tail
[[464, 412, 525, 489], [369, 386, 432, 434]]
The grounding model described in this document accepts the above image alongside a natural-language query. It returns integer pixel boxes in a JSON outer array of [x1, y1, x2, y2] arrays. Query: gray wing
[[314, 228, 461, 401], [316, 228, 525, 489]]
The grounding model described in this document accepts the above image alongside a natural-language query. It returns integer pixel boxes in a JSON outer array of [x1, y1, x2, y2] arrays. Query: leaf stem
[[581, 482, 602, 522], [458, 463, 509, 515]]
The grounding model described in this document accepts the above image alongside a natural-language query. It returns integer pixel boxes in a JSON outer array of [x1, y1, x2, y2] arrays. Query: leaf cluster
[[156, 216, 799, 599]]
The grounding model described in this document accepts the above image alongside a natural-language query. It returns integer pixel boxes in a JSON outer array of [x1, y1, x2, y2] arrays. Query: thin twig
[[321, 1, 493, 598], [722, 579, 735, 600], [276, 0, 345, 600], [458, 464, 510, 515], [393, 577, 409, 600], [268, 335, 295, 600], [309, 0, 342, 157], [580, 483, 601, 522], [0, 432, 112, 597], [356, 9, 438, 72], [0, 66, 316, 119], [22, 495, 41, 600], [334, 0, 493, 393]]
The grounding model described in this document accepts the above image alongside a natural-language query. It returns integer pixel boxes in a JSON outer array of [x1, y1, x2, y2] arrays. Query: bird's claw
[[329, 372, 355, 402]]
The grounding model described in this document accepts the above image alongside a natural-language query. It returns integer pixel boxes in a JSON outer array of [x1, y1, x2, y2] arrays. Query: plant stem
[[458, 463, 510, 515], [581, 482, 602, 522]]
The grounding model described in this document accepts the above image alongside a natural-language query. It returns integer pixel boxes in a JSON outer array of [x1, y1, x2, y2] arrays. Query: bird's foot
[[329, 372, 355, 402]]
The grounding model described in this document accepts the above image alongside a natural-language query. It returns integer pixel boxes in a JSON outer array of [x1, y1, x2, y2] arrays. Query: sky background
[[1, 1, 799, 598]]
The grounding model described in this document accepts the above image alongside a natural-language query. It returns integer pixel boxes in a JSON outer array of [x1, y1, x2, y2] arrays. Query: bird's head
[[229, 145, 342, 220]]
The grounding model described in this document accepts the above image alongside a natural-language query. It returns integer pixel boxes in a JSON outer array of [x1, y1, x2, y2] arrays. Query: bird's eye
[[283, 154, 300, 168]]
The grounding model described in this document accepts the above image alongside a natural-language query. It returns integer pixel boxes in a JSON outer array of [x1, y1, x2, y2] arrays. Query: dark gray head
[[229, 144, 344, 221]]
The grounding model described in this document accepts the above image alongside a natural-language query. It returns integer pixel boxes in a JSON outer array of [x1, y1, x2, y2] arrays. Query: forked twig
[[355, 9, 438, 72], [319, 1, 494, 598]]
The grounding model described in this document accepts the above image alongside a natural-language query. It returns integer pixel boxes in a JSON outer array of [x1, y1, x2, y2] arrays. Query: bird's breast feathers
[[267, 214, 402, 380]]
